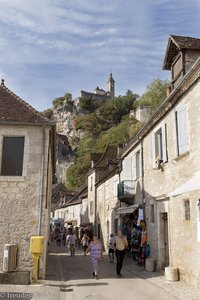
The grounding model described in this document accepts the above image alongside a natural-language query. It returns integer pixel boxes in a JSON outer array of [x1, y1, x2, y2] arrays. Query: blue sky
[[0, 0, 200, 111]]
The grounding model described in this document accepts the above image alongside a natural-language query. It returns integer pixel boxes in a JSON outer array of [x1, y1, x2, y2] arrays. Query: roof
[[0, 80, 51, 125], [163, 35, 200, 70], [93, 146, 118, 168]]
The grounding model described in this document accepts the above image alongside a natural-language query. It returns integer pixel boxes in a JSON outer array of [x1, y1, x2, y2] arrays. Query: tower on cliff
[[107, 73, 115, 99]]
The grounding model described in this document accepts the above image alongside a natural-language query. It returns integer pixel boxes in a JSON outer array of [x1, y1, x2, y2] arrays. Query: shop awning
[[168, 171, 200, 197], [116, 204, 138, 215]]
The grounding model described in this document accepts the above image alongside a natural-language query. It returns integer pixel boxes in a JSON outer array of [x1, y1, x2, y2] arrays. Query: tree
[[136, 78, 169, 110], [52, 92, 73, 109], [41, 108, 53, 118]]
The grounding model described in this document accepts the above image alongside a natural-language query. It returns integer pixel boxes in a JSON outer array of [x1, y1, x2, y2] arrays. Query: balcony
[[117, 180, 135, 204]]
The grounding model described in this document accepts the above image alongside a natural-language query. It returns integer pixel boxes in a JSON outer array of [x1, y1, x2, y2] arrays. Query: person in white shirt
[[66, 233, 76, 256]]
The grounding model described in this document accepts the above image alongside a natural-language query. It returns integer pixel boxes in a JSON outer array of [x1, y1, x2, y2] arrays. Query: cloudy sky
[[0, 0, 200, 111]]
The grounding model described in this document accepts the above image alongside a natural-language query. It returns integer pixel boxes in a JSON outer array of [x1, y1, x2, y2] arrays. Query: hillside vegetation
[[66, 78, 169, 190]]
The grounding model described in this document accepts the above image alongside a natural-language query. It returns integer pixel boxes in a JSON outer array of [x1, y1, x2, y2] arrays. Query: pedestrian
[[81, 233, 90, 256], [108, 233, 115, 263], [66, 232, 76, 256], [62, 232, 66, 246], [87, 235, 103, 279], [112, 229, 128, 278], [56, 231, 62, 247]]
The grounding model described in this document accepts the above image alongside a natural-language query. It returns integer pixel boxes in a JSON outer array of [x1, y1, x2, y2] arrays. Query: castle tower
[[107, 73, 115, 99]]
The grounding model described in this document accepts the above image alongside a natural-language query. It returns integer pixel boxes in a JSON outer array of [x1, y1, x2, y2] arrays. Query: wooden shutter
[[123, 156, 132, 180], [176, 105, 189, 155], [132, 154, 136, 180], [162, 122, 168, 162], [151, 133, 156, 169]]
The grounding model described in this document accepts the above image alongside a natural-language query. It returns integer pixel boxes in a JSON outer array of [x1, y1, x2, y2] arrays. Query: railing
[[117, 180, 135, 201]]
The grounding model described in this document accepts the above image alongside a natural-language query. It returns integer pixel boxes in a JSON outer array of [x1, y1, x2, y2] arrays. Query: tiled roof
[[0, 81, 51, 124], [171, 35, 200, 49], [163, 35, 200, 70]]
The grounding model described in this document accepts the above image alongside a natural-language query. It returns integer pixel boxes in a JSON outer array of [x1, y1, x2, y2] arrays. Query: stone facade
[[0, 125, 53, 278], [52, 35, 200, 288], [0, 82, 54, 279]]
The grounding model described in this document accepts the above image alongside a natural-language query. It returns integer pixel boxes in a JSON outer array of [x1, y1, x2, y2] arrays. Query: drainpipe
[[38, 127, 46, 236]]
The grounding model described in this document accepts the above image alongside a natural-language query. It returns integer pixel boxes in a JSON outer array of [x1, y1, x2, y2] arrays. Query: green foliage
[[98, 92, 139, 125], [76, 134, 97, 157], [94, 117, 129, 152], [41, 108, 53, 118], [65, 80, 168, 189], [79, 97, 103, 112], [52, 92, 73, 109], [66, 154, 91, 190], [136, 79, 169, 110]]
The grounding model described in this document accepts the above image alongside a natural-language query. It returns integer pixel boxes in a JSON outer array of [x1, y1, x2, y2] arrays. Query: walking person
[[108, 233, 115, 263], [87, 235, 103, 279], [81, 233, 90, 256], [113, 229, 128, 278], [66, 232, 76, 256]]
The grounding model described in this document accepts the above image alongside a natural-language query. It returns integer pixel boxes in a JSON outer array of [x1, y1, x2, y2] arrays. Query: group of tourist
[[82, 229, 128, 279], [50, 227, 128, 280]]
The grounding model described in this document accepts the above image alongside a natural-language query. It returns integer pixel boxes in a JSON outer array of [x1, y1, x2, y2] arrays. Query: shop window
[[184, 199, 190, 220], [1, 136, 25, 176]]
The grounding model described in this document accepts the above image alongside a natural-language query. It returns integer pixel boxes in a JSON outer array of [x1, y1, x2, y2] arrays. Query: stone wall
[[143, 79, 200, 287], [0, 125, 52, 278]]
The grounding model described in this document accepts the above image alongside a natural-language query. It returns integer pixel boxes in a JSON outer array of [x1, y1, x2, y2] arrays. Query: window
[[90, 176, 93, 191], [1, 137, 24, 176], [152, 123, 167, 169], [155, 128, 163, 160], [175, 105, 189, 156], [184, 200, 190, 220]]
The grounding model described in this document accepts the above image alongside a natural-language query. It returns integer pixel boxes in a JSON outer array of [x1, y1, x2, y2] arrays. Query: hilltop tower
[[107, 73, 115, 99]]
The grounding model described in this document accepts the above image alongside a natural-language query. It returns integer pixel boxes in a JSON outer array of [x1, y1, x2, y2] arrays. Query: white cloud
[[0, 0, 199, 110]]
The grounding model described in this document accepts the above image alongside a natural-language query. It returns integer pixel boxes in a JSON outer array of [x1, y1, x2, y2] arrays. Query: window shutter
[[162, 123, 168, 162], [176, 106, 189, 155], [140, 149, 142, 178], [123, 156, 132, 180], [151, 133, 156, 169], [132, 154, 136, 180]]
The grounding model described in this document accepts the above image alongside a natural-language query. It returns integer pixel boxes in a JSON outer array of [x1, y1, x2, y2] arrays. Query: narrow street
[[44, 242, 200, 300]]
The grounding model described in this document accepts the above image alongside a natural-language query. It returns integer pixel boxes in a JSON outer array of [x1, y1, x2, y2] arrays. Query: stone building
[[0, 80, 55, 279], [117, 35, 200, 287], [74, 73, 115, 112], [87, 146, 118, 236], [80, 73, 115, 101]]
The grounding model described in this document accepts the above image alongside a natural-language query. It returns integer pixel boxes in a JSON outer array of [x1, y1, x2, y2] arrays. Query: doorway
[[158, 212, 169, 269]]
